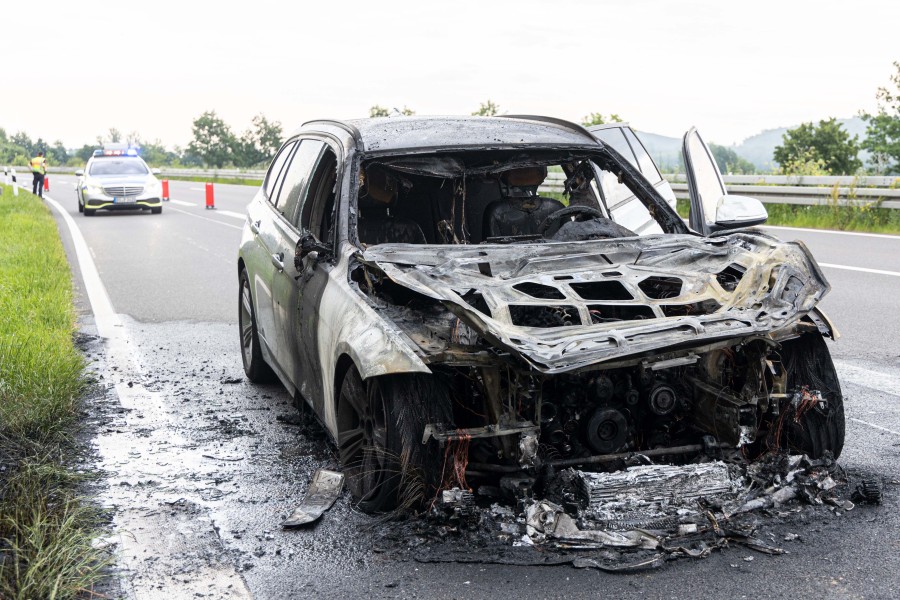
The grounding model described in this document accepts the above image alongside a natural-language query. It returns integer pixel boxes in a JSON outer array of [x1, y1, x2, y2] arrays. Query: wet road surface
[[42, 175, 900, 599]]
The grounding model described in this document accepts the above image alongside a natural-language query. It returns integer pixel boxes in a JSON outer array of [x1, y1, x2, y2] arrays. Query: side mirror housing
[[75, 169, 84, 177], [151, 168, 161, 175], [713, 195, 768, 231]]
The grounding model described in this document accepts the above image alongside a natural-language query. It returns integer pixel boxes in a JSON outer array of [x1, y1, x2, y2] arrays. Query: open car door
[[682, 128, 767, 235]]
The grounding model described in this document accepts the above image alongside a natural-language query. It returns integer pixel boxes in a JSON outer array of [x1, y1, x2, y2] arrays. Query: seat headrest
[[361, 166, 398, 207], [502, 166, 547, 187]]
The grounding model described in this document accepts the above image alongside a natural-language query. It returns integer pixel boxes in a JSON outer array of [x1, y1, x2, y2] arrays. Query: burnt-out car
[[237, 116, 843, 512]]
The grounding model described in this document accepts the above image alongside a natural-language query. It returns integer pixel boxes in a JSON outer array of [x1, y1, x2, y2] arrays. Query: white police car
[[75, 145, 163, 216]]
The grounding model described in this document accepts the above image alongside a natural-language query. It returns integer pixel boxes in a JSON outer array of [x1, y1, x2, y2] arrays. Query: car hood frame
[[357, 231, 830, 374]]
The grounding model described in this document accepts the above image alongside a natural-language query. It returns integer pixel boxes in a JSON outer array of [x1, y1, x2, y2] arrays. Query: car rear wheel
[[238, 269, 274, 383], [337, 367, 452, 513], [151, 206, 162, 214], [779, 333, 845, 459], [84, 207, 95, 216], [78, 199, 83, 213]]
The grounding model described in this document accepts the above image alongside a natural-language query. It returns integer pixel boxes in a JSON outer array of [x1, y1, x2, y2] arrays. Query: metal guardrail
[[30, 167, 900, 210], [539, 172, 900, 209], [43, 166, 268, 179]]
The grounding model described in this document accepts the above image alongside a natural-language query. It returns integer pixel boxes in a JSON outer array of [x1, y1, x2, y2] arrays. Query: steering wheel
[[538, 206, 606, 237]]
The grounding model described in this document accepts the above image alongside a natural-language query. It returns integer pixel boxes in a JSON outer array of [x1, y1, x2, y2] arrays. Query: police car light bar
[[95, 144, 140, 157]]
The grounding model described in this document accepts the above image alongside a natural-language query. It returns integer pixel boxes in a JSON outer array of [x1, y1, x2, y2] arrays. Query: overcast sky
[[3, 0, 897, 149]]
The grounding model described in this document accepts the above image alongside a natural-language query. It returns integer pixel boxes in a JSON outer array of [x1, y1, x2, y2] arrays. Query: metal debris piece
[[525, 501, 658, 549], [439, 487, 477, 523], [578, 462, 736, 520], [572, 554, 666, 572], [281, 469, 344, 528], [851, 478, 883, 504]]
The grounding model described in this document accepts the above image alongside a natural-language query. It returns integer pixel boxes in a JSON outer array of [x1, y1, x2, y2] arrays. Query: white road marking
[[764, 225, 900, 240], [834, 360, 900, 396], [819, 263, 900, 278], [42, 194, 253, 599], [834, 360, 900, 436], [849, 418, 900, 437], [167, 205, 243, 230], [168, 199, 196, 207], [43, 195, 115, 322], [215, 209, 246, 220]]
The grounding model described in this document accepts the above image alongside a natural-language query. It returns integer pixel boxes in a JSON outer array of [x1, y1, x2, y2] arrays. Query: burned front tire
[[337, 366, 451, 513], [779, 333, 845, 459], [238, 269, 274, 383]]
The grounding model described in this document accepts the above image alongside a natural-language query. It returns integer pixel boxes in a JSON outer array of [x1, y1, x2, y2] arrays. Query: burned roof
[[300, 115, 599, 153]]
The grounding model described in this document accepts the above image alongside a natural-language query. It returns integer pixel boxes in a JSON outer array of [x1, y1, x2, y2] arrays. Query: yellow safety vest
[[30, 157, 46, 174]]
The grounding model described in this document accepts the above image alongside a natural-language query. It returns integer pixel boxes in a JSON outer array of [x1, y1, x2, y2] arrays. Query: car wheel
[[84, 207, 95, 216], [337, 367, 452, 513], [238, 269, 274, 383], [779, 333, 845, 459], [78, 199, 83, 213], [151, 206, 162, 214]]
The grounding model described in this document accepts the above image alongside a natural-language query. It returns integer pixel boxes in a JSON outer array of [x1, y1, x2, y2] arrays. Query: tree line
[[4, 71, 899, 175], [773, 62, 900, 176], [0, 112, 284, 170]]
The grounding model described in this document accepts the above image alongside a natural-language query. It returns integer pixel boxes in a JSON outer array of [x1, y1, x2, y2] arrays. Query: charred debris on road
[[369, 450, 883, 572]]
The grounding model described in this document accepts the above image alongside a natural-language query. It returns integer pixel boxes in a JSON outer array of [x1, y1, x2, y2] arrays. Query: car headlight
[[145, 178, 162, 196], [83, 181, 104, 195]]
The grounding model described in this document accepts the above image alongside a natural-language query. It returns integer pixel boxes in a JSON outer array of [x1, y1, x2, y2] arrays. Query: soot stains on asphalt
[[82, 319, 387, 597], [78, 319, 898, 598]]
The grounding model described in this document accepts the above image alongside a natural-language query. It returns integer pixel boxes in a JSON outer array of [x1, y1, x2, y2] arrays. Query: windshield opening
[[354, 149, 685, 247]]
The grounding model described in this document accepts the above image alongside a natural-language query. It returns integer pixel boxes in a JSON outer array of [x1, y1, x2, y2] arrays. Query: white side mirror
[[714, 195, 767, 230], [151, 168, 161, 175], [75, 170, 84, 177]]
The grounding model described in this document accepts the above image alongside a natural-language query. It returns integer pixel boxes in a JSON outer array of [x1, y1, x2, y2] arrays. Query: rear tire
[[780, 333, 845, 459], [83, 207, 95, 216], [238, 269, 274, 383], [337, 367, 452, 513], [151, 206, 162, 214], [78, 199, 83, 213]]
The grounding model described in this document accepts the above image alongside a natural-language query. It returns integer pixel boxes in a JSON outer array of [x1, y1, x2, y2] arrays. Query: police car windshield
[[89, 158, 148, 176]]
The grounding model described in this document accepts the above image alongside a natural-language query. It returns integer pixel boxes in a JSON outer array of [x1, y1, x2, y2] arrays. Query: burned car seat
[[482, 166, 564, 238], [357, 166, 427, 245]]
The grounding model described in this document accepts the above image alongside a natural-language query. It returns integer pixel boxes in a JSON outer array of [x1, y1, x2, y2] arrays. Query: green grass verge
[[0, 185, 107, 598]]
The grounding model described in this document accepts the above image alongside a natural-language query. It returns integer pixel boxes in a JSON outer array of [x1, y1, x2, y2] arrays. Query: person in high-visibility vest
[[30, 152, 47, 198]]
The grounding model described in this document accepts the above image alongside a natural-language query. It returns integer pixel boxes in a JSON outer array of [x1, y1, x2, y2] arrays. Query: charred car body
[[237, 116, 844, 512]]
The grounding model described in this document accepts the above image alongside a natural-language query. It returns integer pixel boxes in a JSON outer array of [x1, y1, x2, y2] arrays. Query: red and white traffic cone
[[161, 179, 170, 202], [44, 176, 50, 192], [205, 182, 215, 210]]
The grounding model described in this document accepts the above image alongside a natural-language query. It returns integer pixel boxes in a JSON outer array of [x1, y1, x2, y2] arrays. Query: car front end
[[78, 151, 163, 215], [81, 175, 163, 211]]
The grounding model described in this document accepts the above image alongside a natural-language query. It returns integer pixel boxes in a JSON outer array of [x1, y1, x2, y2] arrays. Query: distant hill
[[634, 130, 683, 172], [635, 117, 869, 174]]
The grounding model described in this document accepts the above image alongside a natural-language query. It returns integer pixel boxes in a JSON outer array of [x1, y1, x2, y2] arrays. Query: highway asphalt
[[40, 173, 900, 599]]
